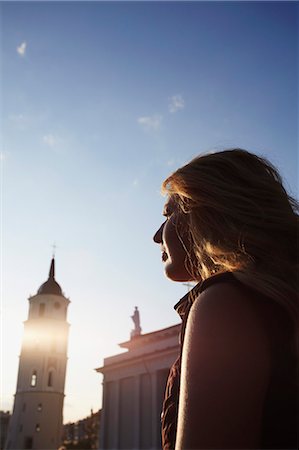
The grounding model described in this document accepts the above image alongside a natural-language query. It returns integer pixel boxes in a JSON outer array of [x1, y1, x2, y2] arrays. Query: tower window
[[39, 303, 45, 317], [22, 402, 26, 412], [54, 301, 60, 309], [37, 403, 42, 411], [19, 424, 23, 432], [48, 370, 53, 387], [35, 424, 40, 432], [30, 371, 37, 387]]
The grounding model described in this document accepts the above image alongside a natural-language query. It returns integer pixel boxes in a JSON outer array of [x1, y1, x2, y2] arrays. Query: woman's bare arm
[[175, 282, 271, 450]]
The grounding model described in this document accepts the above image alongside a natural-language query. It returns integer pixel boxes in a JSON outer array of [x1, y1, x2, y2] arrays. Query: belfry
[[5, 258, 70, 450]]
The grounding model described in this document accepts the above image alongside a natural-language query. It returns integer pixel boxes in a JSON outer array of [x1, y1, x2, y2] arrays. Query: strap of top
[[199, 271, 236, 293], [174, 272, 236, 319]]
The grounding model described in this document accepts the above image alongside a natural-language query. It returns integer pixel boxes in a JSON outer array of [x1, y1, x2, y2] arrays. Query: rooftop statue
[[130, 306, 142, 338]]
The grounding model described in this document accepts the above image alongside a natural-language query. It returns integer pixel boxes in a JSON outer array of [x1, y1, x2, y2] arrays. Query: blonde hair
[[162, 149, 298, 320]]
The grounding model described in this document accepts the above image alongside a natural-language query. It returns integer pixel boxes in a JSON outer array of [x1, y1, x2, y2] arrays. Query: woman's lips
[[162, 251, 168, 262]]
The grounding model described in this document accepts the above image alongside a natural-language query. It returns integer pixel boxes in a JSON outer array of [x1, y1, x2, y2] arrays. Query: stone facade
[[97, 324, 180, 449]]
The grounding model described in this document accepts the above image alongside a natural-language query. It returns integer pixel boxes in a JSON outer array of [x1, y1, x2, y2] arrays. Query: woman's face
[[153, 197, 195, 282]]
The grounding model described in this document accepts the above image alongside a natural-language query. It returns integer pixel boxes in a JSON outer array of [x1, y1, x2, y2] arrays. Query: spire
[[49, 258, 55, 279], [37, 257, 62, 296]]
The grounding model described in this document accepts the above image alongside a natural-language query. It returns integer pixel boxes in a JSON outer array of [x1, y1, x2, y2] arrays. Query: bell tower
[[5, 258, 70, 450]]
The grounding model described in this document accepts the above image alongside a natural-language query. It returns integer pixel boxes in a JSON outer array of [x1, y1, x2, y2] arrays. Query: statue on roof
[[130, 306, 142, 338]]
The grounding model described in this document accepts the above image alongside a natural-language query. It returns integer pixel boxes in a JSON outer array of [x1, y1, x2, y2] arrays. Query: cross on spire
[[52, 242, 57, 258]]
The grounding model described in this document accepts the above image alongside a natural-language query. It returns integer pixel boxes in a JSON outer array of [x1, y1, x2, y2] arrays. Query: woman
[[153, 149, 298, 450]]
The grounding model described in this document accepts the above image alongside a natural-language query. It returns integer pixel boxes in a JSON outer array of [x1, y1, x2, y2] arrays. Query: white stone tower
[[5, 258, 70, 450]]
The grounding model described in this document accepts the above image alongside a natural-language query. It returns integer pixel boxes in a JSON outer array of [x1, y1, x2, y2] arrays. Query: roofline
[[95, 344, 179, 374], [119, 323, 180, 349]]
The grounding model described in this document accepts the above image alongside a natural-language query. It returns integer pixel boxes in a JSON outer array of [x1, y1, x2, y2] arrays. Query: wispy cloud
[[43, 134, 58, 148], [137, 114, 162, 131], [8, 113, 26, 122], [166, 158, 175, 166], [17, 42, 27, 57], [8, 112, 48, 132], [168, 94, 185, 113], [8, 113, 31, 130]]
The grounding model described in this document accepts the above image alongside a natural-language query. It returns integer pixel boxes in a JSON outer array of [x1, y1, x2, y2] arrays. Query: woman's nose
[[153, 223, 164, 243]]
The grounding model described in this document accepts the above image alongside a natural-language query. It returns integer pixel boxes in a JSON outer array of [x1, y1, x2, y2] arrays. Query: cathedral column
[[151, 370, 158, 448], [134, 375, 141, 448], [110, 380, 120, 449]]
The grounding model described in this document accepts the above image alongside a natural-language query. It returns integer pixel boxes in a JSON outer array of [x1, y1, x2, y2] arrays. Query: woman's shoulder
[[192, 272, 293, 333], [188, 274, 272, 344], [195, 272, 264, 314], [179, 273, 272, 450]]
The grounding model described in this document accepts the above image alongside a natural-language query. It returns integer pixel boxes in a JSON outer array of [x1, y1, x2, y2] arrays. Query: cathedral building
[[5, 258, 70, 450], [97, 309, 180, 450]]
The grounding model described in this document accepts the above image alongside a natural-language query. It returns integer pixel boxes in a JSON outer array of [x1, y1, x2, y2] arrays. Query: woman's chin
[[164, 263, 194, 282]]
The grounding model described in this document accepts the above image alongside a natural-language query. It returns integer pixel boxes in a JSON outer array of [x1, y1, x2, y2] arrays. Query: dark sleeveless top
[[161, 272, 298, 450]]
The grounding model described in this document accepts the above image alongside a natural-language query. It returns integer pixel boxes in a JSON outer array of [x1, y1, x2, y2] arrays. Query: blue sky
[[2, 1, 298, 422]]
